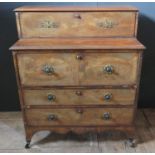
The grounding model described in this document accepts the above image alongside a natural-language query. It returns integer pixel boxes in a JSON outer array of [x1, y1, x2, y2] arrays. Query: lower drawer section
[[23, 88, 136, 106], [25, 107, 134, 126]]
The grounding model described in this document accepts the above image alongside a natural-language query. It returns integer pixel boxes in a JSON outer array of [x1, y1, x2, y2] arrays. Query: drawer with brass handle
[[16, 11, 137, 38], [17, 52, 139, 86], [25, 107, 134, 126], [47, 110, 112, 121], [23, 88, 136, 106], [17, 52, 79, 86], [79, 52, 139, 85]]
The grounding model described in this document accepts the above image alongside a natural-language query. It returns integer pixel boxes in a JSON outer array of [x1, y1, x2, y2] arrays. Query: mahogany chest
[[10, 6, 145, 148]]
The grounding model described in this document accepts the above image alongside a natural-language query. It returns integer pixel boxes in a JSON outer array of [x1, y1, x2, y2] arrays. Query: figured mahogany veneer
[[15, 6, 138, 38], [17, 12, 136, 38], [10, 6, 145, 148], [23, 88, 136, 106], [25, 107, 134, 126], [16, 52, 139, 86]]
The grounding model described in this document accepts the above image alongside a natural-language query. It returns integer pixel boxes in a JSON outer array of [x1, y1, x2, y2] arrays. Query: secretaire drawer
[[17, 11, 137, 38], [17, 52, 139, 86], [23, 89, 136, 106], [25, 107, 134, 126]]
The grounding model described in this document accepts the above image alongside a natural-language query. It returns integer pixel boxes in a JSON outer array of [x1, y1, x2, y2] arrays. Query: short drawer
[[17, 52, 79, 86], [25, 107, 134, 126], [79, 52, 139, 85], [79, 51, 139, 85], [18, 11, 136, 38], [23, 89, 136, 106]]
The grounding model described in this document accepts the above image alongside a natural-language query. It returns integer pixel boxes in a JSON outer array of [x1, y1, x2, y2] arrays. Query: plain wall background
[[0, 2, 155, 111]]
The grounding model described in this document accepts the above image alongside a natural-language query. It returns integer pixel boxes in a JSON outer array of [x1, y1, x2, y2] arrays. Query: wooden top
[[14, 6, 138, 12], [10, 38, 145, 50]]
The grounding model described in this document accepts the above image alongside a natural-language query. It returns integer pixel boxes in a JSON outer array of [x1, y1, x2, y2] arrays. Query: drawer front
[[17, 53, 78, 86], [25, 108, 134, 126], [79, 52, 139, 85], [17, 52, 139, 86], [19, 12, 136, 38], [23, 89, 135, 106], [79, 89, 136, 105], [23, 89, 79, 105]]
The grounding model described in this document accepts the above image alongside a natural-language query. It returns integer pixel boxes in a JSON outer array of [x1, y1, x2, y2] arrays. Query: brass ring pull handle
[[76, 108, 83, 114], [104, 93, 112, 101], [102, 112, 111, 120], [74, 13, 81, 19], [42, 65, 54, 75], [76, 55, 83, 60], [103, 65, 113, 74], [47, 114, 57, 121], [47, 94, 56, 101], [75, 91, 83, 96]]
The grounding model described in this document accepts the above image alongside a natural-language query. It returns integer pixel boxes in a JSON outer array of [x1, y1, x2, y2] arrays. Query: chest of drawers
[[10, 6, 145, 148]]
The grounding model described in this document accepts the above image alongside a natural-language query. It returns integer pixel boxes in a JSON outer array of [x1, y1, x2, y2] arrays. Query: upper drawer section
[[16, 51, 139, 87], [15, 6, 138, 38]]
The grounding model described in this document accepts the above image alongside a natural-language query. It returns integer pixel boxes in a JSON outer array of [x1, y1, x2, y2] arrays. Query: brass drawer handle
[[76, 54, 83, 60], [104, 93, 112, 101], [75, 91, 83, 96], [42, 65, 54, 75], [102, 112, 111, 120], [103, 65, 114, 74], [47, 114, 57, 121], [74, 13, 81, 19], [47, 94, 56, 101], [97, 19, 118, 29], [40, 20, 59, 29], [76, 108, 83, 114]]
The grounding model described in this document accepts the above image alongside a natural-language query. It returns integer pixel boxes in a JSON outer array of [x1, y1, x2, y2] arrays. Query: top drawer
[[16, 11, 138, 38]]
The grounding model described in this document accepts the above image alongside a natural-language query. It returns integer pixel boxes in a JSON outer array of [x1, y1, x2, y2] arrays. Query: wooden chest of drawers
[[10, 6, 145, 148]]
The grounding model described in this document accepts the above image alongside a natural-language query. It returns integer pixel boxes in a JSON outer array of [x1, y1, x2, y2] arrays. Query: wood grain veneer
[[10, 6, 145, 148]]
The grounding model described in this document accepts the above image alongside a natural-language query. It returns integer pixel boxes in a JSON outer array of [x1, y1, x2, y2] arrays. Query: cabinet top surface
[[14, 6, 138, 12], [10, 38, 145, 50]]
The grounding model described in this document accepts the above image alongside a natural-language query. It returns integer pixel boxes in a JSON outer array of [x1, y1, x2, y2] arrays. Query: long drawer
[[17, 52, 139, 86], [23, 89, 136, 106], [25, 107, 134, 126], [17, 11, 137, 38]]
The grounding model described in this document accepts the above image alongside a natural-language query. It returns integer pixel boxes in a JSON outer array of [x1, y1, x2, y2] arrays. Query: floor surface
[[0, 109, 154, 153]]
